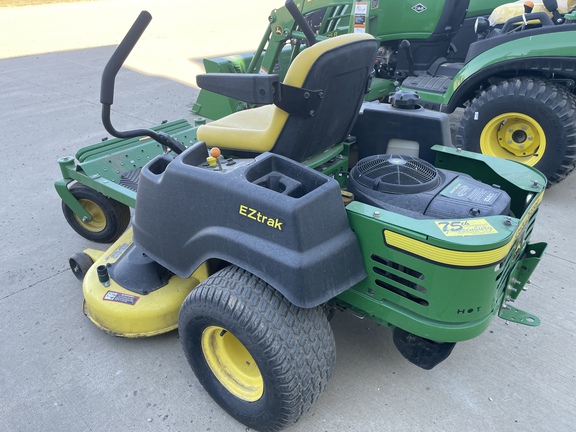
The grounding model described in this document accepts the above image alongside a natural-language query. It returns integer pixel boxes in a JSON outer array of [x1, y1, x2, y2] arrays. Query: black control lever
[[543, 0, 565, 24], [100, 11, 186, 154]]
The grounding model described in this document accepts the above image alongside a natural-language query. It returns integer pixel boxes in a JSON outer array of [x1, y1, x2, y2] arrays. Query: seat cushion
[[197, 105, 287, 152]]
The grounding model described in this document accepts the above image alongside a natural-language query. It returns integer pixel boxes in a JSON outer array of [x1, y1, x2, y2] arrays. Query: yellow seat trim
[[197, 33, 375, 153], [489, 0, 576, 26]]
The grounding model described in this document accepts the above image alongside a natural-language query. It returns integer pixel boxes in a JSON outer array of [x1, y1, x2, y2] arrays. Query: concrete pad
[[0, 0, 272, 86], [1, 1, 575, 432]]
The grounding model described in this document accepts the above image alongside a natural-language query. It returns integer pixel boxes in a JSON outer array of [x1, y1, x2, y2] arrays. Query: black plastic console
[[132, 142, 367, 308]]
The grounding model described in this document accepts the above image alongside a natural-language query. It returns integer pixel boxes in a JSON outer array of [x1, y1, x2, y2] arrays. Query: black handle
[[285, 0, 317, 46], [100, 10, 152, 105], [99, 11, 186, 154], [543, 0, 559, 12]]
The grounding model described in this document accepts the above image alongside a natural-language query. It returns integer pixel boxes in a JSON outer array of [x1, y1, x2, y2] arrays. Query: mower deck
[[81, 228, 208, 337]]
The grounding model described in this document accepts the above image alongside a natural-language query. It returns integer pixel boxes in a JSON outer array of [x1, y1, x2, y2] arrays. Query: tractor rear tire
[[178, 265, 336, 432], [62, 183, 131, 243], [455, 78, 576, 186]]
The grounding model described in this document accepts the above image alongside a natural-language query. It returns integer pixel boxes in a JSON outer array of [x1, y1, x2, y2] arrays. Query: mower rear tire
[[178, 266, 336, 432], [62, 183, 131, 243], [456, 78, 576, 186]]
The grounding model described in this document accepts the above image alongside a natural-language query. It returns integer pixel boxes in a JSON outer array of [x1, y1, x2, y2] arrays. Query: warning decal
[[354, 2, 367, 33], [103, 290, 140, 305], [435, 219, 499, 237], [109, 243, 130, 260]]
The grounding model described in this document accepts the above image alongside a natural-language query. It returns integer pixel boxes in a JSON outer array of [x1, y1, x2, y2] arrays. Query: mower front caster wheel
[[179, 266, 336, 432], [62, 183, 131, 243], [69, 252, 93, 282]]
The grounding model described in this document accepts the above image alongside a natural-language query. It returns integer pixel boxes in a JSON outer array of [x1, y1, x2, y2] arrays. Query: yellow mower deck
[[82, 228, 208, 337]]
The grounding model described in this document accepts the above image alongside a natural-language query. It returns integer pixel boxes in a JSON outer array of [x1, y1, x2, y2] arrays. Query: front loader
[[59, 4, 547, 431]]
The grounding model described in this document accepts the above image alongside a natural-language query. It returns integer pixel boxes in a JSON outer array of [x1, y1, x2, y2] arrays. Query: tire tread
[[455, 78, 576, 186], [179, 266, 335, 432]]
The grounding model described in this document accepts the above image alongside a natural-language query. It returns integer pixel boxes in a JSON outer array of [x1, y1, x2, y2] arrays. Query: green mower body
[[131, 141, 546, 345]]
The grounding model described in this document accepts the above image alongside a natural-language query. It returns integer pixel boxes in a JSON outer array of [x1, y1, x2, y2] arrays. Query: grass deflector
[[58, 3, 548, 431]]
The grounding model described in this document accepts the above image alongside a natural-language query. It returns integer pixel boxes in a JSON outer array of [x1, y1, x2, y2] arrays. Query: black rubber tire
[[178, 266, 336, 432], [455, 78, 576, 186], [69, 252, 93, 281], [62, 183, 131, 243]]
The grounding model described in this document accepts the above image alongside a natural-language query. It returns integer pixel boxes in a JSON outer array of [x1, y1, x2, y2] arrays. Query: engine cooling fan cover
[[347, 154, 512, 220], [351, 154, 441, 194]]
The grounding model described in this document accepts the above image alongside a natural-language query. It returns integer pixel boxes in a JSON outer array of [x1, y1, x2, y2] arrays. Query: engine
[[347, 154, 511, 219]]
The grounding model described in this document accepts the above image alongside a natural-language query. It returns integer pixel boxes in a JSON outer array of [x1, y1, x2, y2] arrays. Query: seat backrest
[[268, 33, 377, 162], [431, 0, 470, 40]]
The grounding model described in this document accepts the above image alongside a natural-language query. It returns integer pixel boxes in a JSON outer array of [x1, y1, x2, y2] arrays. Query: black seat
[[196, 33, 377, 163]]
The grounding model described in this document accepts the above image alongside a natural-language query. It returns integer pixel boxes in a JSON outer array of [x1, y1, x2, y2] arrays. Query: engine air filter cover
[[352, 154, 441, 194]]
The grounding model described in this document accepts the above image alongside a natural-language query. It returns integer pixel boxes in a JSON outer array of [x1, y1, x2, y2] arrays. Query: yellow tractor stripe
[[384, 230, 512, 267]]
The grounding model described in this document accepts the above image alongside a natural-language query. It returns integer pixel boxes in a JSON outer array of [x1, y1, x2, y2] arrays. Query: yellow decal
[[239, 205, 284, 231], [435, 219, 498, 237], [384, 230, 511, 267], [384, 190, 544, 267], [507, 191, 544, 249]]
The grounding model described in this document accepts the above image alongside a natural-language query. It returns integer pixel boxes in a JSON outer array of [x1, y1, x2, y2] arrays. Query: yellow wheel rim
[[480, 112, 546, 167], [74, 199, 107, 233], [201, 326, 264, 402]]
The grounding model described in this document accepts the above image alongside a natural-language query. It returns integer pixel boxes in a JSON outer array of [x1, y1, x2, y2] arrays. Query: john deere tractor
[[58, 3, 548, 431], [193, 0, 576, 186]]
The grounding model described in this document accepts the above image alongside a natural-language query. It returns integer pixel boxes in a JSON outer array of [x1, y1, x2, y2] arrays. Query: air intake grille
[[353, 154, 440, 194]]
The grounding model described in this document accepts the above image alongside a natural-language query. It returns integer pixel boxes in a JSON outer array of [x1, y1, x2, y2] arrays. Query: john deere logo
[[274, 25, 283, 36], [412, 3, 427, 13]]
